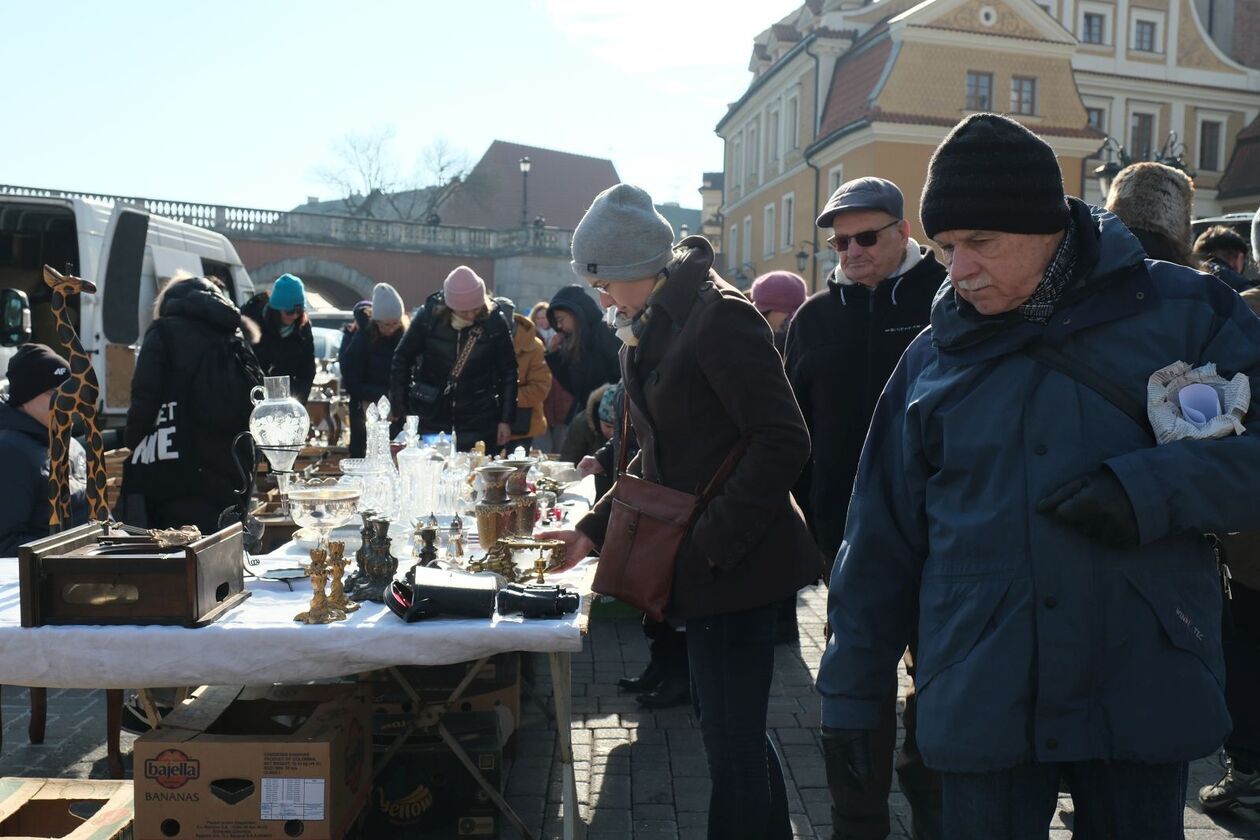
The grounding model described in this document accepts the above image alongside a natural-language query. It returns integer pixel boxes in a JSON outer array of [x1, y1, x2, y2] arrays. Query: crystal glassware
[[249, 376, 311, 499]]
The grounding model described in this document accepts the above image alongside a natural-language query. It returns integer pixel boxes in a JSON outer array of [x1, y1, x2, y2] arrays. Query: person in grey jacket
[[817, 114, 1260, 839], [0, 344, 86, 555]]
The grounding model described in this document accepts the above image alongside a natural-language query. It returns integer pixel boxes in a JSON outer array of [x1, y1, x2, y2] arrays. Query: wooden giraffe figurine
[[42, 265, 109, 528]]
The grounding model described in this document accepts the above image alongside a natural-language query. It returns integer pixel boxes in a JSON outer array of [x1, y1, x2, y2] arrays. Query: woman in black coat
[[122, 276, 263, 534], [340, 284, 408, 457], [241, 273, 316, 403], [545, 284, 621, 424], [543, 185, 820, 840], [388, 266, 517, 452]]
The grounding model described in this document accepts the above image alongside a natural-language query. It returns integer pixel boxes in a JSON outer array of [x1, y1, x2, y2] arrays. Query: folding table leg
[[438, 722, 538, 840], [548, 652, 586, 840], [28, 687, 46, 744], [105, 690, 124, 779]]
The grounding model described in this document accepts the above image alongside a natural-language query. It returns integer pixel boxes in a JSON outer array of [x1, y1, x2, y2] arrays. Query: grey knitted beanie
[[571, 184, 675, 281]]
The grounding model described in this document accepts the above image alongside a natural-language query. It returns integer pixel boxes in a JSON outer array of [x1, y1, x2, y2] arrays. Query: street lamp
[[519, 156, 531, 227], [795, 240, 818, 274], [1093, 132, 1193, 198], [679, 223, 689, 240]]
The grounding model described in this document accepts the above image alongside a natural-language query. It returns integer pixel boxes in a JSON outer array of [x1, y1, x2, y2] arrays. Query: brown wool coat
[[510, 313, 552, 441], [576, 236, 822, 621]]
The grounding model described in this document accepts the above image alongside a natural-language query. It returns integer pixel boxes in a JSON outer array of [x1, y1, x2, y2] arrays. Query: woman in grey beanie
[[542, 183, 821, 840]]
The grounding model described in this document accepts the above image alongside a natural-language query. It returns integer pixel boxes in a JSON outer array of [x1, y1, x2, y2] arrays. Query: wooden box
[[17, 523, 250, 628]]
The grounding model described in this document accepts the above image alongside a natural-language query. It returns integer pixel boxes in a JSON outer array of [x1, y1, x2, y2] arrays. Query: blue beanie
[[268, 274, 306, 312]]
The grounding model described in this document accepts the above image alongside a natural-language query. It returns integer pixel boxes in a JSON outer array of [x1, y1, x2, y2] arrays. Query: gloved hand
[[1037, 467, 1140, 548], [821, 726, 878, 796]]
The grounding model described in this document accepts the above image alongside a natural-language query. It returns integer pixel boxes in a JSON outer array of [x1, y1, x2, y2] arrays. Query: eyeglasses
[[589, 280, 612, 292], [827, 219, 900, 252]]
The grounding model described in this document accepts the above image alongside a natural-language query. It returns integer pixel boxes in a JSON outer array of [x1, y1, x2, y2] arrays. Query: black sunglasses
[[828, 219, 900, 252]]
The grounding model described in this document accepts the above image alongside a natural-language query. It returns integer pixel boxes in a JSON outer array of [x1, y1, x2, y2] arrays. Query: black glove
[[821, 726, 877, 796], [1037, 467, 1140, 549]]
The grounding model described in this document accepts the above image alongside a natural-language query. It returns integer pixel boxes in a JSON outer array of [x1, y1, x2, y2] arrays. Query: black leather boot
[[636, 672, 691, 709], [618, 660, 664, 693]]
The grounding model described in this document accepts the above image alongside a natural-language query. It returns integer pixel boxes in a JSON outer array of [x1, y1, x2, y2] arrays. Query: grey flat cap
[[816, 177, 905, 228]]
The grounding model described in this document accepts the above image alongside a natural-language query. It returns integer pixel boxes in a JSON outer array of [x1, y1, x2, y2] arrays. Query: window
[[781, 194, 795, 249], [1011, 77, 1037, 115], [1086, 107, 1106, 132], [732, 136, 743, 191], [768, 107, 781, 164], [1130, 112, 1155, 159], [786, 95, 800, 150], [742, 217, 752, 266], [728, 225, 738, 269], [1200, 120, 1223, 171], [1082, 12, 1105, 43], [828, 165, 845, 196], [747, 119, 760, 179], [966, 71, 993, 111], [1134, 19, 1157, 51], [763, 205, 776, 258]]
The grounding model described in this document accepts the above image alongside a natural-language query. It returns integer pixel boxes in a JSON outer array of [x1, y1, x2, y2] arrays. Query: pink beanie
[[443, 265, 487, 311], [750, 271, 808, 316]]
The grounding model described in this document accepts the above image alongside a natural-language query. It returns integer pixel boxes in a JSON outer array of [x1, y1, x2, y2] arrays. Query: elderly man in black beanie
[[816, 113, 1260, 838], [0, 344, 87, 554]]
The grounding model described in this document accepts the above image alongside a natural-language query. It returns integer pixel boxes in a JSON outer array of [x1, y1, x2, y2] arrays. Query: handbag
[[592, 404, 747, 622], [409, 325, 483, 409]]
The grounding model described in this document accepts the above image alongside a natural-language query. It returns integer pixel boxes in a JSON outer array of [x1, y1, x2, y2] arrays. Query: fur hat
[[1105, 162, 1195, 250]]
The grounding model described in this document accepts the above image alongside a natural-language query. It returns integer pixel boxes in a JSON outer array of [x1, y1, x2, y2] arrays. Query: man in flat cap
[[787, 177, 945, 839], [817, 113, 1260, 837]]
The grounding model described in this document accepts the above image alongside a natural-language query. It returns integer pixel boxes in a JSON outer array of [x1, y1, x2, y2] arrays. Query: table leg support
[[547, 651, 586, 840], [105, 689, 124, 779], [28, 687, 46, 745]]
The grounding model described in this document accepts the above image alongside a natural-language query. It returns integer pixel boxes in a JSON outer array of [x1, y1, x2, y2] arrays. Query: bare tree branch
[[314, 131, 473, 222]]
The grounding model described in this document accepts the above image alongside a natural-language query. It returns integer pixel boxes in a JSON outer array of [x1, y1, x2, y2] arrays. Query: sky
[[1, 0, 801, 213]]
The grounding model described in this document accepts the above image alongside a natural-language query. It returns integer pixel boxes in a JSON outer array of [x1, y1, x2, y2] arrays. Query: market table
[[0, 477, 599, 840]]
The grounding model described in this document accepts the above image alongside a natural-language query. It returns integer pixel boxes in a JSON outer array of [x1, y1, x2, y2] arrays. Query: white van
[[0, 193, 255, 424]]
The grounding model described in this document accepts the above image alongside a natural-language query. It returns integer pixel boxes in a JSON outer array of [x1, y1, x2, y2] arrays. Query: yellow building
[[718, 0, 1260, 290]]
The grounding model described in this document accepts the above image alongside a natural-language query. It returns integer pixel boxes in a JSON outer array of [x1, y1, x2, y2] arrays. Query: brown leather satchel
[[592, 407, 746, 622]]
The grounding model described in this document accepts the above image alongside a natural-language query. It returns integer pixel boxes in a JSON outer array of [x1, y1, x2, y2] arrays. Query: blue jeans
[[942, 760, 1188, 840], [686, 603, 791, 840]]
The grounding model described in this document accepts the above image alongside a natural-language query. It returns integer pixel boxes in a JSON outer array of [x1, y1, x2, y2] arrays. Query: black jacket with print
[[784, 246, 946, 568]]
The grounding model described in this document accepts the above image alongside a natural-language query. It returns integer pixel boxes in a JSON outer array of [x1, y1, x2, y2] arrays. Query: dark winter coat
[[123, 278, 262, 532], [593, 384, 633, 501], [560, 383, 613, 465], [389, 292, 517, 442], [242, 293, 316, 402], [576, 236, 822, 621], [1203, 256, 1255, 293], [784, 244, 945, 563], [340, 322, 403, 407], [0, 402, 87, 555], [545, 286, 621, 424], [818, 200, 1260, 771]]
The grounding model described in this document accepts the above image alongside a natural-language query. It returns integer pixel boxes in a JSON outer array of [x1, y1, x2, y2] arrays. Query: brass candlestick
[[326, 541, 358, 613], [534, 555, 547, 584], [295, 547, 346, 624]]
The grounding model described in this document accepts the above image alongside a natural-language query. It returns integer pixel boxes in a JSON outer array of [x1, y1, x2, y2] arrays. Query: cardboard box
[[360, 655, 520, 745], [0, 778, 133, 840], [133, 685, 370, 840], [356, 712, 500, 840]]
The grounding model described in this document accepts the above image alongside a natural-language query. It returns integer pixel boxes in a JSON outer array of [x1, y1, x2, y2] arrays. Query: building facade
[[718, 0, 1260, 290]]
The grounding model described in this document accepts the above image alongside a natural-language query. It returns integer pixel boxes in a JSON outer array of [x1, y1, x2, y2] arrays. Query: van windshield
[[0, 201, 82, 348]]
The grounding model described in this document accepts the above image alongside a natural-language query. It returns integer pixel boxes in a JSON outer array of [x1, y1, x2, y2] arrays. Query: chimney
[[306, 196, 319, 204]]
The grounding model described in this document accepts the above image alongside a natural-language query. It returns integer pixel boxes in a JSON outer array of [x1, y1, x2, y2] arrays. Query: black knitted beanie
[[920, 113, 1069, 239]]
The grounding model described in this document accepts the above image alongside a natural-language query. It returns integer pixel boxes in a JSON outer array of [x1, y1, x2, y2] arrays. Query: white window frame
[[732, 134, 744, 192], [1077, 1, 1113, 46], [728, 225, 739, 270], [786, 93, 800, 150], [767, 104, 782, 165], [747, 118, 760, 180], [781, 193, 796, 251], [763, 204, 777, 258], [828, 164, 845, 197], [1127, 105, 1159, 159], [1130, 9, 1165, 54], [742, 216, 753, 267], [1196, 112, 1229, 172]]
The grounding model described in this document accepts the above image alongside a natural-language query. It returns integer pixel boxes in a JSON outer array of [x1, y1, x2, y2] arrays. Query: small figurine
[[326, 541, 358, 613], [350, 515, 397, 603], [295, 548, 347, 624]]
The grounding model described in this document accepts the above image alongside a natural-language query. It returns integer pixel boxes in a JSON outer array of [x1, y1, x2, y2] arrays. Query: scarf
[[1019, 216, 1078, 324]]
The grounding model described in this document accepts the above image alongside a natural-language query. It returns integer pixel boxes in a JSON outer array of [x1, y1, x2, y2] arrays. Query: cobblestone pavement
[[3, 585, 1259, 839]]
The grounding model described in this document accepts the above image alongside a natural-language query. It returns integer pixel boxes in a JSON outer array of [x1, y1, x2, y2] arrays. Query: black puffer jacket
[[784, 245, 946, 566], [124, 278, 262, 530], [242, 292, 316, 402], [389, 291, 517, 441], [545, 285, 621, 423], [0, 401, 87, 555], [340, 321, 403, 406], [1203, 256, 1256, 293]]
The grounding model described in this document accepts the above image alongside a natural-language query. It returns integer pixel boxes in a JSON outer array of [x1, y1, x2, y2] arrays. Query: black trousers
[[827, 643, 942, 840], [644, 617, 688, 676], [1224, 581, 1260, 768]]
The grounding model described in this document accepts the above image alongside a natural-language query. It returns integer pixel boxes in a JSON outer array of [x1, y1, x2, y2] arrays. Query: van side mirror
[[1, 289, 32, 347]]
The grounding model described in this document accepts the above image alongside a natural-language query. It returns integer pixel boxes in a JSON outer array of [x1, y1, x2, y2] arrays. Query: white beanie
[[371, 283, 404, 321]]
